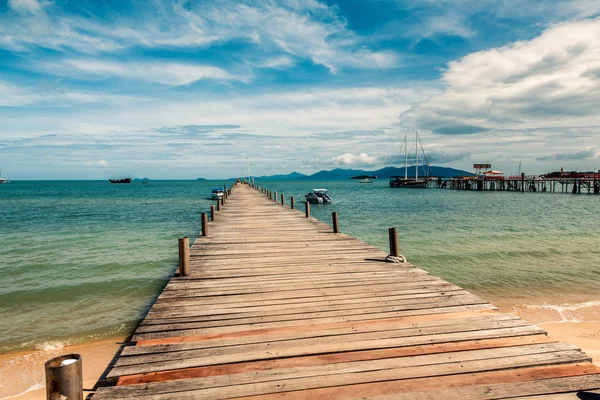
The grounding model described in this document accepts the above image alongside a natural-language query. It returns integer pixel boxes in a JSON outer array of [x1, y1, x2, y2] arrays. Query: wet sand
[[0, 337, 124, 400]]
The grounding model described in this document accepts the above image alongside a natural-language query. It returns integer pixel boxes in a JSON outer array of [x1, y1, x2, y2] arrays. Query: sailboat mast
[[415, 132, 419, 180], [404, 134, 408, 180]]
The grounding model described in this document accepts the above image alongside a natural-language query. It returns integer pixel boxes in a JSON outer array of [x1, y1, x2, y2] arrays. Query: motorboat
[[305, 189, 332, 204], [211, 188, 224, 200], [359, 178, 372, 183]]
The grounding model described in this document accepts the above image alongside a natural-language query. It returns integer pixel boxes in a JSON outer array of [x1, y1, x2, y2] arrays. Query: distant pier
[[90, 183, 600, 399], [433, 173, 600, 194]]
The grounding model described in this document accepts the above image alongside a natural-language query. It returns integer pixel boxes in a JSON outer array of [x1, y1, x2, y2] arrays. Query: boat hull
[[109, 178, 132, 184], [389, 179, 428, 188]]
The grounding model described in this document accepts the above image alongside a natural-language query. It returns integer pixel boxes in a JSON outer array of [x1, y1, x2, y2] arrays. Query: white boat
[[359, 178, 372, 184], [305, 188, 332, 204], [390, 132, 429, 188], [0, 170, 8, 184], [211, 188, 224, 200]]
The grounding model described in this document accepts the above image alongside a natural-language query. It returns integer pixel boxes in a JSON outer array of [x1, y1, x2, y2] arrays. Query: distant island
[[350, 175, 377, 180], [197, 166, 474, 181]]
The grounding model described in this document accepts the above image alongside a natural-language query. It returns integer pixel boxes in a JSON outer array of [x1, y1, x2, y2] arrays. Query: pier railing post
[[211, 205, 216, 221], [45, 354, 83, 400], [201, 212, 208, 236], [291, 196, 294, 209], [305, 201, 310, 218], [388, 228, 399, 257], [220, 197, 224, 207], [216, 199, 220, 212], [178, 237, 190, 276], [281, 193, 284, 205], [332, 212, 339, 233]]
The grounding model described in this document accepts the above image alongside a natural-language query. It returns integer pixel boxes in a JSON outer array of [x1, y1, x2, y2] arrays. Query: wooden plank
[[98, 353, 594, 399], [117, 335, 556, 385]]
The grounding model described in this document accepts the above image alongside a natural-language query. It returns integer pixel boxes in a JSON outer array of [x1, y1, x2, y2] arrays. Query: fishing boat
[[305, 189, 332, 204], [211, 188, 224, 200], [390, 132, 429, 188], [359, 178, 372, 184], [109, 177, 132, 184], [0, 170, 8, 184]]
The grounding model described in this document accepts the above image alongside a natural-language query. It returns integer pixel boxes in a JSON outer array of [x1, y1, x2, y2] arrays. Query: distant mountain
[[197, 166, 473, 181], [253, 171, 308, 180], [290, 166, 473, 180], [372, 166, 474, 179]]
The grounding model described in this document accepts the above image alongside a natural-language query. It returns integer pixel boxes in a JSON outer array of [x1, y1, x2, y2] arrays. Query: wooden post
[[332, 212, 339, 233], [305, 201, 310, 218], [521, 173, 525, 192], [281, 193, 284, 205], [388, 227, 399, 257], [291, 196, 294, 209], [179, 237, 190, 276], [216, 199, 220, 212], [45, 354, 83, 400], [220, 197, 224, 207], [274, 191, 278, 202], [201, 212, 208, 236], [211, 205, 215, 221]]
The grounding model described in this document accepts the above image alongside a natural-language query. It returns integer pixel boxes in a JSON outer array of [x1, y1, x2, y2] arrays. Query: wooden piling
[[178, 237, 190, 276], [45, 354, 83, 400], [201, 212, 208, 236], [274, 191, 278, 202], [281, 193, 284, 205], [210, 205, 215, 221], [388, 227, 399, 257], [305, 201, 310, 218], [216, 199, 220, 212], [290, 196, 294, 209], [332, 212, 339, 233]]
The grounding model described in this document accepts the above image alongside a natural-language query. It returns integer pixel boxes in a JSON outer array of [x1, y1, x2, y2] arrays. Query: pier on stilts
[[92, 183, 600, 399], [433, 174, 600, 194]]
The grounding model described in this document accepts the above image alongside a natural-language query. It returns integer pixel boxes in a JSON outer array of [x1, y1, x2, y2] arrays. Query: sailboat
[[0, 170, 9, 184], [389, 132, 429, 188]]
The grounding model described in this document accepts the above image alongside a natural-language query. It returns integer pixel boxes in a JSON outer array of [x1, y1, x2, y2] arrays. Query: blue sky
[[1, 0, 600, 179]]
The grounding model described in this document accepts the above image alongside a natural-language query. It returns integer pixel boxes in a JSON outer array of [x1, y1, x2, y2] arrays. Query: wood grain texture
[[92, 183, 600, 399]]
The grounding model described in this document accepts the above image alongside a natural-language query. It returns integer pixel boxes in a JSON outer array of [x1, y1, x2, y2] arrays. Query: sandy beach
[[0, 337, 124, 400], [2, 301, 600, 400]]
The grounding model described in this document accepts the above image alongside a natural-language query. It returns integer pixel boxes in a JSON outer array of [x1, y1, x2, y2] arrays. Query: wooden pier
[[93, 183, 600, 399], [433, 175, 600, 194]]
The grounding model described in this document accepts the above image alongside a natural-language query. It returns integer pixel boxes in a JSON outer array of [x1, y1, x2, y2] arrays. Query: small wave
[[2, 382, 44, 399], [514, 300, 600, 323], [34, 341, 66, 352]]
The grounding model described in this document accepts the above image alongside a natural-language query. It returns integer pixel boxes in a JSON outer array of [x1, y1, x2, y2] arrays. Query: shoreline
[[2, 298, 600, 399], [0, 336, 125, 400]]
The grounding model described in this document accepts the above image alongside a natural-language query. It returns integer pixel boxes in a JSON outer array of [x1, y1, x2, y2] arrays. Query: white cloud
[[8, 0, 46, 15], [332, 153, 377, 166], [39, 59, 243, 86], [82, 160, 110, 167], [408, 17, 600, 135], [0, 80, 142, 107], [0, 0, 400, 72]]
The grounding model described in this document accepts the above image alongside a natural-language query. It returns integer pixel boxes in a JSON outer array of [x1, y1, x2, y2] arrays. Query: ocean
[[1, 179, 599, 354]]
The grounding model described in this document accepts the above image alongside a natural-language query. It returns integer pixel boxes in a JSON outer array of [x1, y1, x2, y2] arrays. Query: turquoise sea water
[[1, 180, 599, 353]]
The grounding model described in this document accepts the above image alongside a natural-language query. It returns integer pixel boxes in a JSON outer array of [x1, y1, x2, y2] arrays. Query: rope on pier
[[385, 254, 407, 263]]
